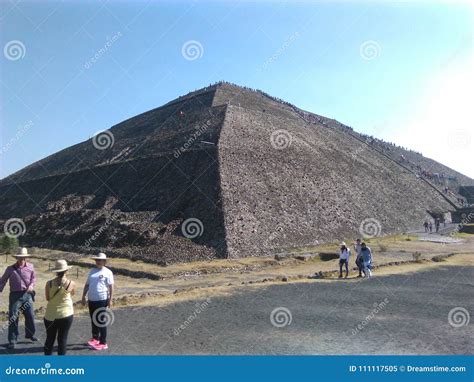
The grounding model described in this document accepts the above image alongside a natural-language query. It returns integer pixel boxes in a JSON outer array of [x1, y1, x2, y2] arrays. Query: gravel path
[[2, 264, 472, 355]]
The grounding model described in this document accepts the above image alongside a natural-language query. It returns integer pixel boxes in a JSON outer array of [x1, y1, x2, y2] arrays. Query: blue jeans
[[8, 291, 36, 343]]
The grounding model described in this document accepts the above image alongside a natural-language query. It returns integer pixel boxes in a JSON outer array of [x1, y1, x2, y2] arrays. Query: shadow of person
[[0, 344, 44, 354]]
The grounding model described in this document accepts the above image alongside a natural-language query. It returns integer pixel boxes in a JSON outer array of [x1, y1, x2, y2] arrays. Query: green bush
[[1, 235, 19, 254], [319, 252, 339, 261]]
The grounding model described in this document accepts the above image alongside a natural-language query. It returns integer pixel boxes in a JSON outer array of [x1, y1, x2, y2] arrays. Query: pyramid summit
[[1, 82, 472, 264]]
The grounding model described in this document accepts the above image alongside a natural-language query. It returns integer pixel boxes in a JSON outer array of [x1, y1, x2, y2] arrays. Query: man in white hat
[[338, 242, 351, 279], [81, 252, 114, 351], [0, 247, 38, 349]]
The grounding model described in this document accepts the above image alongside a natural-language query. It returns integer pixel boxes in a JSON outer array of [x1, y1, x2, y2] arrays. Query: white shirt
[[87, 267, 114, 302], [340, 248, 351, 260]]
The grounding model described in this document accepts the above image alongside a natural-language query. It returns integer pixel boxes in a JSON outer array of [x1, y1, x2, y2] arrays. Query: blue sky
[[1, 0, 473, 178]]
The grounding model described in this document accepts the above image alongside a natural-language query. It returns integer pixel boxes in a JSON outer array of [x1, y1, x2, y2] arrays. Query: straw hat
[[50, 259, 72, 273], [90, 252, 107, 260], [14, 247, 30, 258], [340, 242, 347, 247]]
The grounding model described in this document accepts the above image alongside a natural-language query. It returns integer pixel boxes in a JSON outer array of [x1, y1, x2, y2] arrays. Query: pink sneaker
[[87, 338, 99, 347], [93, 343, 108, 351]]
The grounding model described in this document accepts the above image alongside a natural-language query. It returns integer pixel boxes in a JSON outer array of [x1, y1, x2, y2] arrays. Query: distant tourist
[[423, 221, 429, 232], [354, 239, 364, 278], [429, 221, 433, 233], [435, 218, 440, 233], [0, 248, 38, 349], [81, 253, 114, 351], [44, 260, 75, 355], [338, 242, 351, 279], [360, 243, 373, 279]]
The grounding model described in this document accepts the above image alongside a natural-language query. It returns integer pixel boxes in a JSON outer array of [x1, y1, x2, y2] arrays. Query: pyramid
[[0, 82, 471, 264]]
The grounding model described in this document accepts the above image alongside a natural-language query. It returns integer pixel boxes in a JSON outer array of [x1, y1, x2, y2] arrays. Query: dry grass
[[1, 234, 472, 315]]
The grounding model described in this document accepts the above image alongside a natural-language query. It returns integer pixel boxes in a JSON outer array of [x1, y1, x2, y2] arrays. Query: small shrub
[[412, 252, 422, 262], [432, 255, 446, 262], [379, 244, 387, 253], [1, 235, 19, 254]]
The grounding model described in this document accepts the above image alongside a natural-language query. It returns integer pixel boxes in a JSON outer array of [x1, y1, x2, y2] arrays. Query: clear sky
[[1, 0, 473, 178]]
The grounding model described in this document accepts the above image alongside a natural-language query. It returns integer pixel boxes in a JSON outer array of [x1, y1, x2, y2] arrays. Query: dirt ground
[[1, 254, 472, 355], [0, 232, 472, 355], [1, 232, 472, 314]]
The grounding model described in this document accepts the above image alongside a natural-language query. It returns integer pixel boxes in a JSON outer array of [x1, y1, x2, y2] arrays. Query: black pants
[[44, 315, 73, 355], [355, 257, 365, 275], [88, 300, 109, 344]]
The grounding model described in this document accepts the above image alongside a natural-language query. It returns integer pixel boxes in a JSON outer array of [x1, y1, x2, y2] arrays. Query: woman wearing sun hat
[[44, 259, 75, 355], [81, 252, 114, 351]]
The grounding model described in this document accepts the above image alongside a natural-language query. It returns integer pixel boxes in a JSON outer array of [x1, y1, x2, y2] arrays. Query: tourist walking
[[354, 239, 364, 277], [0, 248, 38, 349], [423, 221, 429, 232], [44, 260, 75, 355], [81, 253, 114, 351], [338, 242, 351, 279], [360, 243, 373, 278], [435, 218, 440, 233], [429, 221, 433, 233]]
